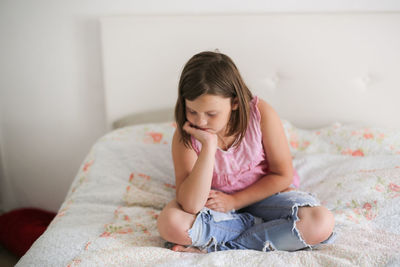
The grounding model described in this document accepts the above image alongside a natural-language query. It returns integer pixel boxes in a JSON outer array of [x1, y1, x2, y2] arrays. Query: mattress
[[17, 121, 400, 266]]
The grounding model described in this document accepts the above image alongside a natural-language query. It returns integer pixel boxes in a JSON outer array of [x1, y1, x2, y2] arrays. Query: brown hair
[[175, 51, 253, 149]]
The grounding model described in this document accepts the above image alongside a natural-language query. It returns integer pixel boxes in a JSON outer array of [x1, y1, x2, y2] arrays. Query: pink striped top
[[191, 96, 300, 194]]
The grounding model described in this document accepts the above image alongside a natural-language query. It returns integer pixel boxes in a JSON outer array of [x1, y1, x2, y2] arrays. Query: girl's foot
[[171, 244, 206, 254]]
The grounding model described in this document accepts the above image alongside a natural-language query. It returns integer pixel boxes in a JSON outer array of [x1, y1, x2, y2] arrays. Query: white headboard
[[100, 13, 400, 131]]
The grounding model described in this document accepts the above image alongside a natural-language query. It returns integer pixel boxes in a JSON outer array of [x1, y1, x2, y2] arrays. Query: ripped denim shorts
[[187, 191, 336, 253]]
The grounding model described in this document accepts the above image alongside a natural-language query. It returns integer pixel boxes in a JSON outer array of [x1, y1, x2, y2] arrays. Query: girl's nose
[[195, 116, 207, 127]]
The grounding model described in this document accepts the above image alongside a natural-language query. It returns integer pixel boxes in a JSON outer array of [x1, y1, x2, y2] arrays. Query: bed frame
[[100, 13, 400, 131]]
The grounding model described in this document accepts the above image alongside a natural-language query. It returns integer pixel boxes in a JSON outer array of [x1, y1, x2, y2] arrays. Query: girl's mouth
[[190, 123, 209, 131]]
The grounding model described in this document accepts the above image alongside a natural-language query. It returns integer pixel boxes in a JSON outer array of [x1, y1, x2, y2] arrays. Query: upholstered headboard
[[100, 13, 400, 130]]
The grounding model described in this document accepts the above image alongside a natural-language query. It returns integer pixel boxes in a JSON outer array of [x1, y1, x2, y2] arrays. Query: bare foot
[[171, 244, 206, 254]]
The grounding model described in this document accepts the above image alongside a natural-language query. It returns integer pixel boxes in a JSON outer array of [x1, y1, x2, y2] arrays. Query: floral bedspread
[[17, 121, 400, 267]]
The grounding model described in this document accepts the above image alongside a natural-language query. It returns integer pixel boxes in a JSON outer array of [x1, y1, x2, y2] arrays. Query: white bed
[[17, 13, 400, 266]]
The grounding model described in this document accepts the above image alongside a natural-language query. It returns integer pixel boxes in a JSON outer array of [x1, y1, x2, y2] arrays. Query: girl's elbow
[[176, 196, 203, 215], [184, 205, 202, 215], [181, 202, 202, 215], [282, 170, 294, 188], [285, 165, 294, 182]]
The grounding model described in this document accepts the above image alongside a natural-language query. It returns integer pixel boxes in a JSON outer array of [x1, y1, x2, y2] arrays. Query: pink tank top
[[191, 96, 300, 194]]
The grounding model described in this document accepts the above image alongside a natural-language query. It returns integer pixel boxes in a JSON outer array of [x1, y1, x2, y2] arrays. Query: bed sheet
[[17, 121, 400, 267]]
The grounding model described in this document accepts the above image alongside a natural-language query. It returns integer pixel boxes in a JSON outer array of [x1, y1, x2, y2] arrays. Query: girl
[[157, 51, 335, 253]]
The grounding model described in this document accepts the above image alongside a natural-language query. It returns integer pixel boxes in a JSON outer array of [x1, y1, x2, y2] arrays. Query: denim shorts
[[187, 191, 336, 252]]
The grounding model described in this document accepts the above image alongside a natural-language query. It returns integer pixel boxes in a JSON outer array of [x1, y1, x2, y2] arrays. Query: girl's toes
[[171, 245, 186, 252]]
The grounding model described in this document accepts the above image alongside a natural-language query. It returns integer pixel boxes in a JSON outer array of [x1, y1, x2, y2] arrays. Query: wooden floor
[[0, 245, 20, 266], [0, 209, 21, 266]]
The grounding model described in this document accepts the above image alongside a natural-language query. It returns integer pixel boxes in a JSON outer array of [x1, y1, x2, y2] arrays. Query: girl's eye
[[187, 109, 216, 116]]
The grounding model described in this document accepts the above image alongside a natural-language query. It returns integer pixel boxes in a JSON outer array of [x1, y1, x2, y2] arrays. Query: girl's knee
[[313, 206, 335, 241], [157, 200, 195, 245], [297, 206, 335, 245]]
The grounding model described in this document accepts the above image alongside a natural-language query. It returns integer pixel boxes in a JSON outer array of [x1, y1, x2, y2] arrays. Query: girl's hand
[[183, 121, 218, 149], [205, 190, 235, 213]]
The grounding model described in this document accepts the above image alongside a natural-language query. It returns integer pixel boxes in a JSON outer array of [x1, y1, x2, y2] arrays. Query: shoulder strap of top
[[250, 96, 261, 123]]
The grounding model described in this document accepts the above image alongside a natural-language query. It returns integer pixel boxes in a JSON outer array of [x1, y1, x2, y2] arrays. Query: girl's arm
[[206, 99, 293, 212], [172, 122, 218, 214], [232, 98, 293, 209]]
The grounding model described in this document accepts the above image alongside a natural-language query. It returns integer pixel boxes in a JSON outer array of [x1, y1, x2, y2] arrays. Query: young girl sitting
[[157, 51, 335, 253]]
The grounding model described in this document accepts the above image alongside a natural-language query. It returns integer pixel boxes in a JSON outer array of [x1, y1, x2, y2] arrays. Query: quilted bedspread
[[17, 121, 400, 266]]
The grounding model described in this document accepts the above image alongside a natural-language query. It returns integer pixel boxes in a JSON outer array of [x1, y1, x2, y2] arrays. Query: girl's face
[[185, 94, 238, 136]]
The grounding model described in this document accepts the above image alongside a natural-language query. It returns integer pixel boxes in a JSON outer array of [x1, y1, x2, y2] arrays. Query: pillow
[[112, 108, 174, 129], [0, 208, 56, 257]]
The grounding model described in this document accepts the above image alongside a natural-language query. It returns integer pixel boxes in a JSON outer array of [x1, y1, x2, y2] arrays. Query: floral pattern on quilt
[[303, 167, 400, 227], [98, 206, 163, 246], [29, 121, 400, 267], [283, 121, 400, 156], [51, 152, 96, 226], [124, 172, 175, 210]]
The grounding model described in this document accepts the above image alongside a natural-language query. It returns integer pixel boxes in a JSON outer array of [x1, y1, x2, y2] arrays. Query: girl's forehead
[[185, 94, 231, 110]]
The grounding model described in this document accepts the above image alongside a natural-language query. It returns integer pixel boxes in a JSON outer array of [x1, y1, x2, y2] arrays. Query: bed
[[17, 14, 400, 266]]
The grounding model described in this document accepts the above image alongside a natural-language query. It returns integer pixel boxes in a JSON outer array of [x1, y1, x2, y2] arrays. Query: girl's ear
[[231, 97, 239, 110]]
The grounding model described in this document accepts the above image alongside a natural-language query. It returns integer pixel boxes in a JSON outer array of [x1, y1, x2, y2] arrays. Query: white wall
[[1, 0, 400, 213]]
